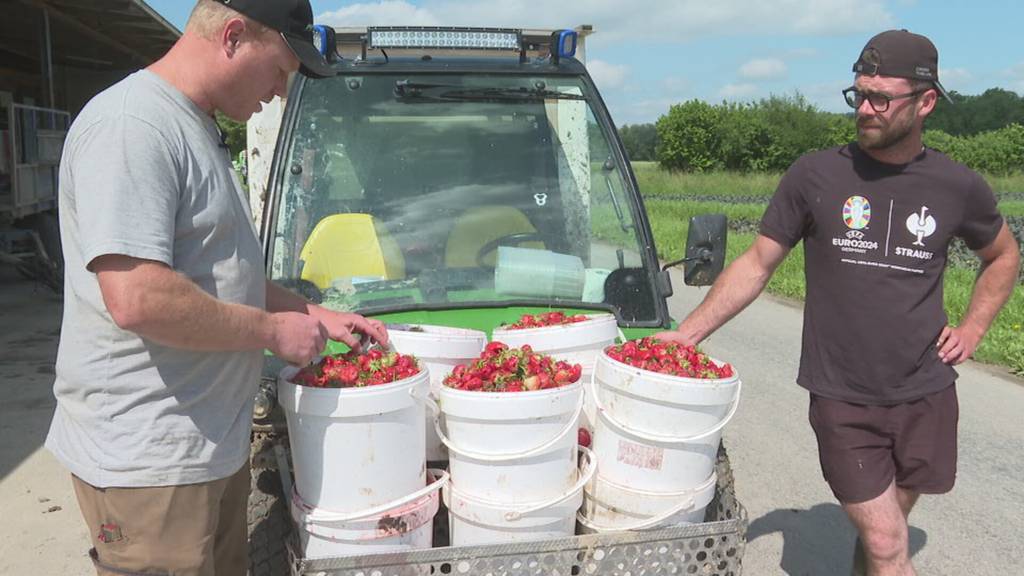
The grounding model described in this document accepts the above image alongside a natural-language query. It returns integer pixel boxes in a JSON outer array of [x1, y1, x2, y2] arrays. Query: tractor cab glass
[[267, 73, 659, 323]]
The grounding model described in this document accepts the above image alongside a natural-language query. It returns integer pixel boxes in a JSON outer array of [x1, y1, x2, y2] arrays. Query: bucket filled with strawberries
[[277, 348, 432, 518]]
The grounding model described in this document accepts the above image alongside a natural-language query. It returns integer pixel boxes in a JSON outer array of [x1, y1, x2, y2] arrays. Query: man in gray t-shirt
[[47, 1, 386, 574]]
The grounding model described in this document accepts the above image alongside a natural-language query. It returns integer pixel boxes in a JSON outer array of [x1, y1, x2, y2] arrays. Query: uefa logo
[[843, 196, 871, 230]]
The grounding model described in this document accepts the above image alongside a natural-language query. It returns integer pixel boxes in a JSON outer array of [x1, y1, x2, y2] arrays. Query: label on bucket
[[616, 440, 664, 471]]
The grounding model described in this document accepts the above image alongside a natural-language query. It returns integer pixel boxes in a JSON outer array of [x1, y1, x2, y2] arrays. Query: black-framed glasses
[[842, 87, 928, 112]]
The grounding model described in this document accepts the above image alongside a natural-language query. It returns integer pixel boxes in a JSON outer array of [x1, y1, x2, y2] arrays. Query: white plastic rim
[[388, 325, 487, 360], [438, 381, 583, 503], [278, 367, 428, 511], [278, 365, 430, 418], [388, 325, 486, 461], [591, 372, 742, 444], [434, 391, 583, 462], [292, 468, 450, 524], [491, 313, 618, 355], [446, 446, 595, 524], [578, 471, 718, 533], [593, 352, 741, 441], [590, 352, 740, 492], [293, 470, 444, 561]]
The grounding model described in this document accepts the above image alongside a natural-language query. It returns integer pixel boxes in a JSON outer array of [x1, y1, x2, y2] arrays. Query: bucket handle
[[503, 446, 597, 521], [293, 468, 449, 525], [428, 392, 585, 463], [590, 376, 742, 444], [576, 471, 717, 532]]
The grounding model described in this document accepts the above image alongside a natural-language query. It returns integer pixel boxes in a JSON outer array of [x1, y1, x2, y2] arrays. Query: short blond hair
[[186, 0, 270, 41]]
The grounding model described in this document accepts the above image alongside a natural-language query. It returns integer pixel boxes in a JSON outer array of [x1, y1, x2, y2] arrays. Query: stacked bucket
[[578, 350, 741, 532], [437, 372, 595, 545], [492, 313, 619, 431], [389, 325, 487, 462], [278, 363, 447, 559]]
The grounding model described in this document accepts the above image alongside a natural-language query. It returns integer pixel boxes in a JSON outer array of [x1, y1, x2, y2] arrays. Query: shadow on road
[[0, 268, 62, 482], [748, 503, 927, 575]]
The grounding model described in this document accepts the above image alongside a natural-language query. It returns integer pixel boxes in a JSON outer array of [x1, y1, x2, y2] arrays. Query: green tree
[[655, 100, 722, 172], [618, 123, 658, 161], [928, 88, 1024, 136]]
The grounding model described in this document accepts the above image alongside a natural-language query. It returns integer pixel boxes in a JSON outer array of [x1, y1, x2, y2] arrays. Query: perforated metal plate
[[288, 448, 746, 576]]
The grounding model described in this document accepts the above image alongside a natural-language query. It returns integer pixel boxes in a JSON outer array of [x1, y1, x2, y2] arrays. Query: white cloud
[[738, 58, 788, 81], [938, 67, 972, 92], [719, 83, 760, 99], [319, 1, 440, 27], [317, 0, 894, 45], [661, 76, 691, 93], [801, 79, 855, 112], [1002, 63, 1024, 94], [587, 59, 630, 90]]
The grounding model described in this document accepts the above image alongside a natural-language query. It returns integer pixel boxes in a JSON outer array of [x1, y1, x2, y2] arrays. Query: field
[[602, 163, 1024, 375]]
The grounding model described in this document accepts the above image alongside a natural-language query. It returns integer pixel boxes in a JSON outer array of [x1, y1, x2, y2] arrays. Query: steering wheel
[[475, 233, 546, 268]]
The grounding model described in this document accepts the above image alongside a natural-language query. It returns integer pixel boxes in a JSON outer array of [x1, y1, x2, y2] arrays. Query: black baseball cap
[[852, 29, 952, 103], [213, 0, 334, 78]]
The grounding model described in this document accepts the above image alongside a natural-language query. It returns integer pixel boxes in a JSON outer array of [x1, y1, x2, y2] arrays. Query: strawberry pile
[[444, 341, 582, 392], [290, 349, 420, 388], [504, 311, 588, 330], [604, 337, 734, 379]]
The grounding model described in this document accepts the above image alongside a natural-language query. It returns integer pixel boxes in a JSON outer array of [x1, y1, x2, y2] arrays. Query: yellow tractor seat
[[444, 206, 545, 268], [300, 214, 405, 290]]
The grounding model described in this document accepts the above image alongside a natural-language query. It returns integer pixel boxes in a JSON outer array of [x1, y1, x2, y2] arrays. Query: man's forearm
[[678, 250, 774, 343], [961, 249, 1020, 338], [103, 263, 274, 352]]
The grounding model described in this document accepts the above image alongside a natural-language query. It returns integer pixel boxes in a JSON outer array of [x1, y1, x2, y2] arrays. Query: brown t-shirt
[[760, 144, 1004, 405]]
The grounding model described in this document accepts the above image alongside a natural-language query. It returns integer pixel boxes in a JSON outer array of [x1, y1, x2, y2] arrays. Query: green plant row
[[632, 164, 1024, 201]]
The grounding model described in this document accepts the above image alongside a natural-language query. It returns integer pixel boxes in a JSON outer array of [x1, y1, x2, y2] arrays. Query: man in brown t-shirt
[[657, 30, 1020, 576]]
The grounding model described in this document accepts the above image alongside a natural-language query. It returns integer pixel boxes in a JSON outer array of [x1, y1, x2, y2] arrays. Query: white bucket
[[578, 470, 717, 533], [491, 313, 619, 430], [388, 325, 487, 461], [278, 367, 429, 511], [435, 381, 583, 503], [446, 448, 596, 546], [591, 352, 740, 492], [292, 469, 448, 559]]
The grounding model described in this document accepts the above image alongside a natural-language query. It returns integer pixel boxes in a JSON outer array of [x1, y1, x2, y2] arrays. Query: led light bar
[[368, 27, 522, 51]]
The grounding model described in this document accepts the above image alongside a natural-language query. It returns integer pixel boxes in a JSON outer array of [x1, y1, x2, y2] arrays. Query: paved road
[[1, 264, 1022, 576], [665, 267, 1024, 576]]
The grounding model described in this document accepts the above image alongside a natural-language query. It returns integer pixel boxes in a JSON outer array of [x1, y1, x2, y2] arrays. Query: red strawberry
[[577, 428, 592, 447]]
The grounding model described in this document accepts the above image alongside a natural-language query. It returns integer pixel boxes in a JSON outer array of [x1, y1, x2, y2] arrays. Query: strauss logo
[[905, 206, 937, 247]]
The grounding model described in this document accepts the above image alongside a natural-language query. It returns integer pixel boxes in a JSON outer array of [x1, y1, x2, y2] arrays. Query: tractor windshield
[[267, 73, 658, 322]]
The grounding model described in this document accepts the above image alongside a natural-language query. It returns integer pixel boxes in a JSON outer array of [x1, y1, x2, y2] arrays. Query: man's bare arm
[[657, 234, 792, 346], [94, 255, 326, 364], [937, 223, 1021, 364]]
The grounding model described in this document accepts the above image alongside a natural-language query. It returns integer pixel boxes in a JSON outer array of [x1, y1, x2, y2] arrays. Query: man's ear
[[221, 17, 247, 56], [918, 88, 938, 118]]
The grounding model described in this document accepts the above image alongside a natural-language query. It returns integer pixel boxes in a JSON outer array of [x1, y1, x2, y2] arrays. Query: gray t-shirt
[[46, 70, 267, 488]]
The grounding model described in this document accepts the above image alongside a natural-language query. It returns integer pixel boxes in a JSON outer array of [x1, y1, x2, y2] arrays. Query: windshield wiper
[[394, 80, 585, 102]]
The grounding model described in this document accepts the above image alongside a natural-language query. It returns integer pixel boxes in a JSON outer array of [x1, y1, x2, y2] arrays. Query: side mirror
[[661, 214, 727, 286]]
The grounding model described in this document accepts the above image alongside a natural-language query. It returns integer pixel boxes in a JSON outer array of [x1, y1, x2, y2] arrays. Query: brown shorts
[[808, 385, 958, 504], [71, 465, 250, 576]]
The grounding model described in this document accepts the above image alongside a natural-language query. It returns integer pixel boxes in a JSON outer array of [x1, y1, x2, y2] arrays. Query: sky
[[147, 0, 1024, 126]]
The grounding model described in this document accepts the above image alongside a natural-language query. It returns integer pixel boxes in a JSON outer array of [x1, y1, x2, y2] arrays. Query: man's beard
[[857, 114, 914, 150]]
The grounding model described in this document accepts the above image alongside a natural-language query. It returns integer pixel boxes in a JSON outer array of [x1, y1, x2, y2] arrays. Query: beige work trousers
[[71, 465, 250, 576]]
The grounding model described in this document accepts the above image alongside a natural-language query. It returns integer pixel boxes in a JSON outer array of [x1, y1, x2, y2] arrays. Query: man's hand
[[936, 325, 982, 365], [311, 309, 389, 353], [652, 331, 697, 347], [269, 312, 329, 366]]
